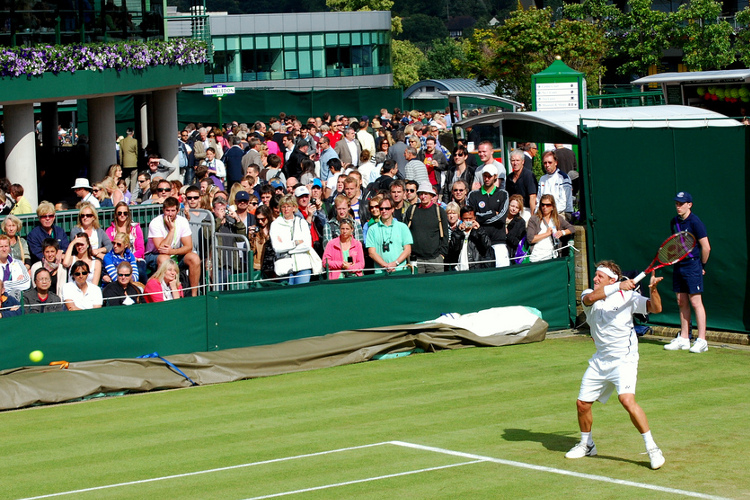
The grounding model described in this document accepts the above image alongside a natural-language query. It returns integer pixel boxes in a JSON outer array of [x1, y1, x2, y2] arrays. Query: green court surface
[[3, 336, 749, 499]]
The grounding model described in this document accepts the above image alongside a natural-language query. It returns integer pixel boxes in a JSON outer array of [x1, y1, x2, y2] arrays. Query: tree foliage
[[466, 8, 608, 106], [397, 13, 450, 47], [674, 0, 735, 70], [609, 0, 671, 77], [392, 39, 423, 88], [418, 37, 470, 80]]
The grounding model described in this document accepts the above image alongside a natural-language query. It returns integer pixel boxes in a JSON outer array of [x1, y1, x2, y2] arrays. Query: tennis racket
[[633, 230, 697, 284]]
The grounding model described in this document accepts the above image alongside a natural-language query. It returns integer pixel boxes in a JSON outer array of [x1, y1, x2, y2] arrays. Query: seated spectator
[[527, 194, 575, 262], [0, 278, 22, 318], [63, 232, 102, 286], [144, 259, 183, 302], [322, 217, 365, 279], [250, 205, 274, 276], [70, 202, 112, 260], [103, 261, 143, 306], [446, 201, 461, 238], [146, 153, 177, 180], [0, 234, 31, 299], [106, 202, 146, 278], [365, 195, 412, 274], [506, 194, 528, 264], [447, 206, 494, 271], [9, 183, 33, 215], [27, 201, 70, 264], [103, 232, 139, 284], [117, 178, 131, 204], [270, 194, 313, 285], [29, 239, 66, 296], [62, 261, 103, 310], [2, 214, 31, 268], [133, 172, 151, 204], [141, 179, 174, 205], [72, 178, 100, 208], [23, 268, 65, 314], [93, 182, 113, 207], [146, 197, 201, 296]]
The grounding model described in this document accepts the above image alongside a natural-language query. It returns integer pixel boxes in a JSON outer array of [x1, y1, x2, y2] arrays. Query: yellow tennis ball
[[29, 350, 44, 363]]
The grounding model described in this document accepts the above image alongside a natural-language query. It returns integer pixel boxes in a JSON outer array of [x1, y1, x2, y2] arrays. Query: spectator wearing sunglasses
[[141, 180, 174, 205], [62, 260, 103, 310], [103, 232, 139, 284], [443, 146, 477, 205], [70, 202, 112, 260], [27, 201, 70, 264], [63, 232, 102, 286], [106, 202, 145, 272], [103, 261, 143, 306]]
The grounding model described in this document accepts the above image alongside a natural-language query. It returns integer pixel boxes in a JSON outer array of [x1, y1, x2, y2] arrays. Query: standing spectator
[[523, 142, 538, 177], [404, 180, 419, 207], [295, 186, 326, 256], [23, 268, 65, 314], [445, 201, 461, 238], [664, 192, 711, 354], [103, 261, 143, 306], [27, 202, 69, 264], [365, 195, 412, 274], [70, 203, 113, 260], [242, 137, 263, 174], [447, 206, 494, 271], [506, 149, 537, 218], [322, 195, 364, 248], [505, 194, 528, 263], [0, 278, 22, 318], [555, 143, 579, 196], [0, 234, 31, 299], [355, 119, 376, 156], [418, 137, 448, 195], [223, 136, 246, 187], [204, 147, 226, 189], [9, 184, 33, 215], [538, 151, 573, 218], [72, 178, 99, 208], [403, 183, 449, 273], [144, 259, 183, 302], [146, 153, 177, 181], [527, 194, 574, 263], [283, 139, 310, 181], [270, 194, 314, 285], [446, 179, 469, 209], [146, 197, 201, 296], [322, 217, 365, 279], [334, 127, 362, 168], [178, 129, 195, 185], [466, 164, 510, 267], [476, 141, 505, 190], [2, 215, 30, 268], [62, 261, 103, 310], [403, 146, 430, 187], [318, 136, 339, 183], [389, 180, 409, 222], [442, 147, 476, 205], [119, 128, 139, 189], [250, 205, 273, 276]]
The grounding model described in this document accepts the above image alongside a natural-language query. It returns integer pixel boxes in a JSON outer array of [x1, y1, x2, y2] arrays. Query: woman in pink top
[[322, 217, 365, 279], [144, 259, 183, 303]]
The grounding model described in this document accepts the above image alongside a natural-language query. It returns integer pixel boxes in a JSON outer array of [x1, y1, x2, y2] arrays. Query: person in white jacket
[[270, 195, 313, 285], [538, 151, 573, 219], [0, 234, 31, 300]]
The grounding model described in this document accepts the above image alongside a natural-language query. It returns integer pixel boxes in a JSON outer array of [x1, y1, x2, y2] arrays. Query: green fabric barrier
[[0, 257, 574, 371], [581, 125, 749, 332], [178, 88, 404, 126]]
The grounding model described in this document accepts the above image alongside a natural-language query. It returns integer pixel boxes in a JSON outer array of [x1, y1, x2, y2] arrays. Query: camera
[[311, 198, 318, 205], [382, 242, 390, 252]]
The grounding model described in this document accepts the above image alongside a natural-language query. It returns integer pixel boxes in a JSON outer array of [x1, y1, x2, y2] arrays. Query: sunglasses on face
[[369, 205, 380, 210], [540, 203, 553, 207], [116, 211, 128, 216], [249, 201, 259, 206], [256, 218, 267, 222], [81, 214, 94, 219], [117, 273, 132, 277], [72, 271, 89, 277], [186, 196, 200, 200], [406, 189, 416, 193], [379, 206, 393, 210], [157, 188, 171, 192], [41, 214, 55, 219]]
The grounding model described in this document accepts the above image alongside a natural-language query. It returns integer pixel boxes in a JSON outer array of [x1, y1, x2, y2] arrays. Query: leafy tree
[[734, 7, 750, 67], [466, 7, 608, 106], [397, 13, 450, 47], [674, 0, 734, 70], [392, 39, 423, 88], [418, 37, 470, 80], [610, 0, 670, 77]]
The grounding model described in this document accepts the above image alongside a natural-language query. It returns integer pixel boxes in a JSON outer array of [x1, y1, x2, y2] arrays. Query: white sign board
[[203, 85, 236, 96], [535, 82, 579, 110]]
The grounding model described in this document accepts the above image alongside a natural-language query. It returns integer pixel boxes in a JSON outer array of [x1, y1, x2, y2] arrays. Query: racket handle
[[633, 271, 646, 284]]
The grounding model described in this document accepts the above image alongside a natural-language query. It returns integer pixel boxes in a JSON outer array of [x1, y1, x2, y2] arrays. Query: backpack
[[405, 204, 444, 239]]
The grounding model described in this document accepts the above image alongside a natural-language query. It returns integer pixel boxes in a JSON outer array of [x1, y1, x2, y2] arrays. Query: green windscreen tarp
[[0, 257, 575, 371], [581, 125, 749, 332]]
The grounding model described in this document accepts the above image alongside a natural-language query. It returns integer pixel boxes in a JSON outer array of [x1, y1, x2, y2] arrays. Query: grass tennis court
[[4, 335, 749, 499]]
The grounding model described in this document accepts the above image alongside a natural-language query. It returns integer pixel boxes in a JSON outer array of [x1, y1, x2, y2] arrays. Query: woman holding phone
[[322, 217, 365, 279]]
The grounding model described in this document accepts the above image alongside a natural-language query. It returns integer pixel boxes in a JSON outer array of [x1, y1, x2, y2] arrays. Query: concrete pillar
[[145, 93, 155, 147], [88, 96, 117, 182], [153, 88, 178, 165], [40, 102, 59, 148], [4, 104, 39, 208], [137, 95, 149, 150]]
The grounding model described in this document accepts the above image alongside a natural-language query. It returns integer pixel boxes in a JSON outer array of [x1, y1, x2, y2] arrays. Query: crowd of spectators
[[0, 109, 579, 317]]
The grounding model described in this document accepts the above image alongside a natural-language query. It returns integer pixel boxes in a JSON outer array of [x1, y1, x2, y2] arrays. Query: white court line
[[15, 442, 392, 500], [391, 441, 731, 500], [242, 460, 485, 499]]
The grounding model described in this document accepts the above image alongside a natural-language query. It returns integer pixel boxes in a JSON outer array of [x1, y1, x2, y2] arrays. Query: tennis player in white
[[566, 260, 665, 470]]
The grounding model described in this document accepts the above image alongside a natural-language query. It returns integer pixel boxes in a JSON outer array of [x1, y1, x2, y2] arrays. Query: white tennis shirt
[[581, 288, 648, 361]]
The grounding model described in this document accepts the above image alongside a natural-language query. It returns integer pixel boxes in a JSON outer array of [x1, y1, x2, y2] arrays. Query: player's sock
[[641, 430, 656, 449], [581, 431, 593, 445]]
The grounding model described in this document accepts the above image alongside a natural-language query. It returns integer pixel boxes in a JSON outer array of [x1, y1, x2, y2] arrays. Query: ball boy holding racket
[[566, 261, 666, 469], [664, 192, 711, 354]]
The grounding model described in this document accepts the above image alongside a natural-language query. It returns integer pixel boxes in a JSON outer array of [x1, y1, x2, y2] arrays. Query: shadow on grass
[[501, 428, 649, 468]]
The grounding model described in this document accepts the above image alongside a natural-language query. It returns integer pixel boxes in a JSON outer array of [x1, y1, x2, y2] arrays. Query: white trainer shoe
[[646, 446, 665, 469], [565, 442, 597, 459], [689, 338, 708, 353], [664, 336, 690, 351]]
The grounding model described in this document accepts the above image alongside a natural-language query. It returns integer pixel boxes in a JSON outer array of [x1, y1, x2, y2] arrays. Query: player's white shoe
[[646, 446, 665, 469], [689, 338, 708, 353], [565, 442, 597, 459], [664, 336, 690, 351]]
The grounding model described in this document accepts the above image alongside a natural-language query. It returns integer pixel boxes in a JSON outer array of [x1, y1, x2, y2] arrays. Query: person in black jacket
[[447, 206, 494, 270], [505, 194, 528, 264]]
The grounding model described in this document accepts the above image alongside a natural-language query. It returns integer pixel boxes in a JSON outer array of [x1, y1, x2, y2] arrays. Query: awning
[[632, 70, 750, 85]]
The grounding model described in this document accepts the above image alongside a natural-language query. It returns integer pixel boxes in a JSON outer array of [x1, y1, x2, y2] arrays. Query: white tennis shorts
[[578, 358, 638, 404]]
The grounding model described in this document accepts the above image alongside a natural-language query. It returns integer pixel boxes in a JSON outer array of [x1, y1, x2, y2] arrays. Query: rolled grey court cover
[[0, 307, 547, 410]]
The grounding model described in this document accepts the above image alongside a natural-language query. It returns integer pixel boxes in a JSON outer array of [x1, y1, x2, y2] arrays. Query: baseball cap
[[312, 178, 323, 188], [361, 115, 369, 121], [294, 186, 310, 197], [674, 191, 693, 203], [270, 179, 284, 190], [480, 164, 499, 177], [235, 191, 250, 202]]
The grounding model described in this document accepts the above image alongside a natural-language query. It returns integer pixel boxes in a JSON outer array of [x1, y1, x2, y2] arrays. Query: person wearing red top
[[144, 259, 183, 303], [324, 122, 344, 149], [417, 136, 448, 195], [294, 186, 327, 256]]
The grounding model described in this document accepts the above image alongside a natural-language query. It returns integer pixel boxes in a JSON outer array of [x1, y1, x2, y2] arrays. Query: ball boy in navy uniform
[[664, 192, 711, 354]]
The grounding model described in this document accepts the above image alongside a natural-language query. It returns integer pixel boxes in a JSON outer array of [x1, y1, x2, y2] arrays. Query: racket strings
[[657, 232, 696, 264]]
